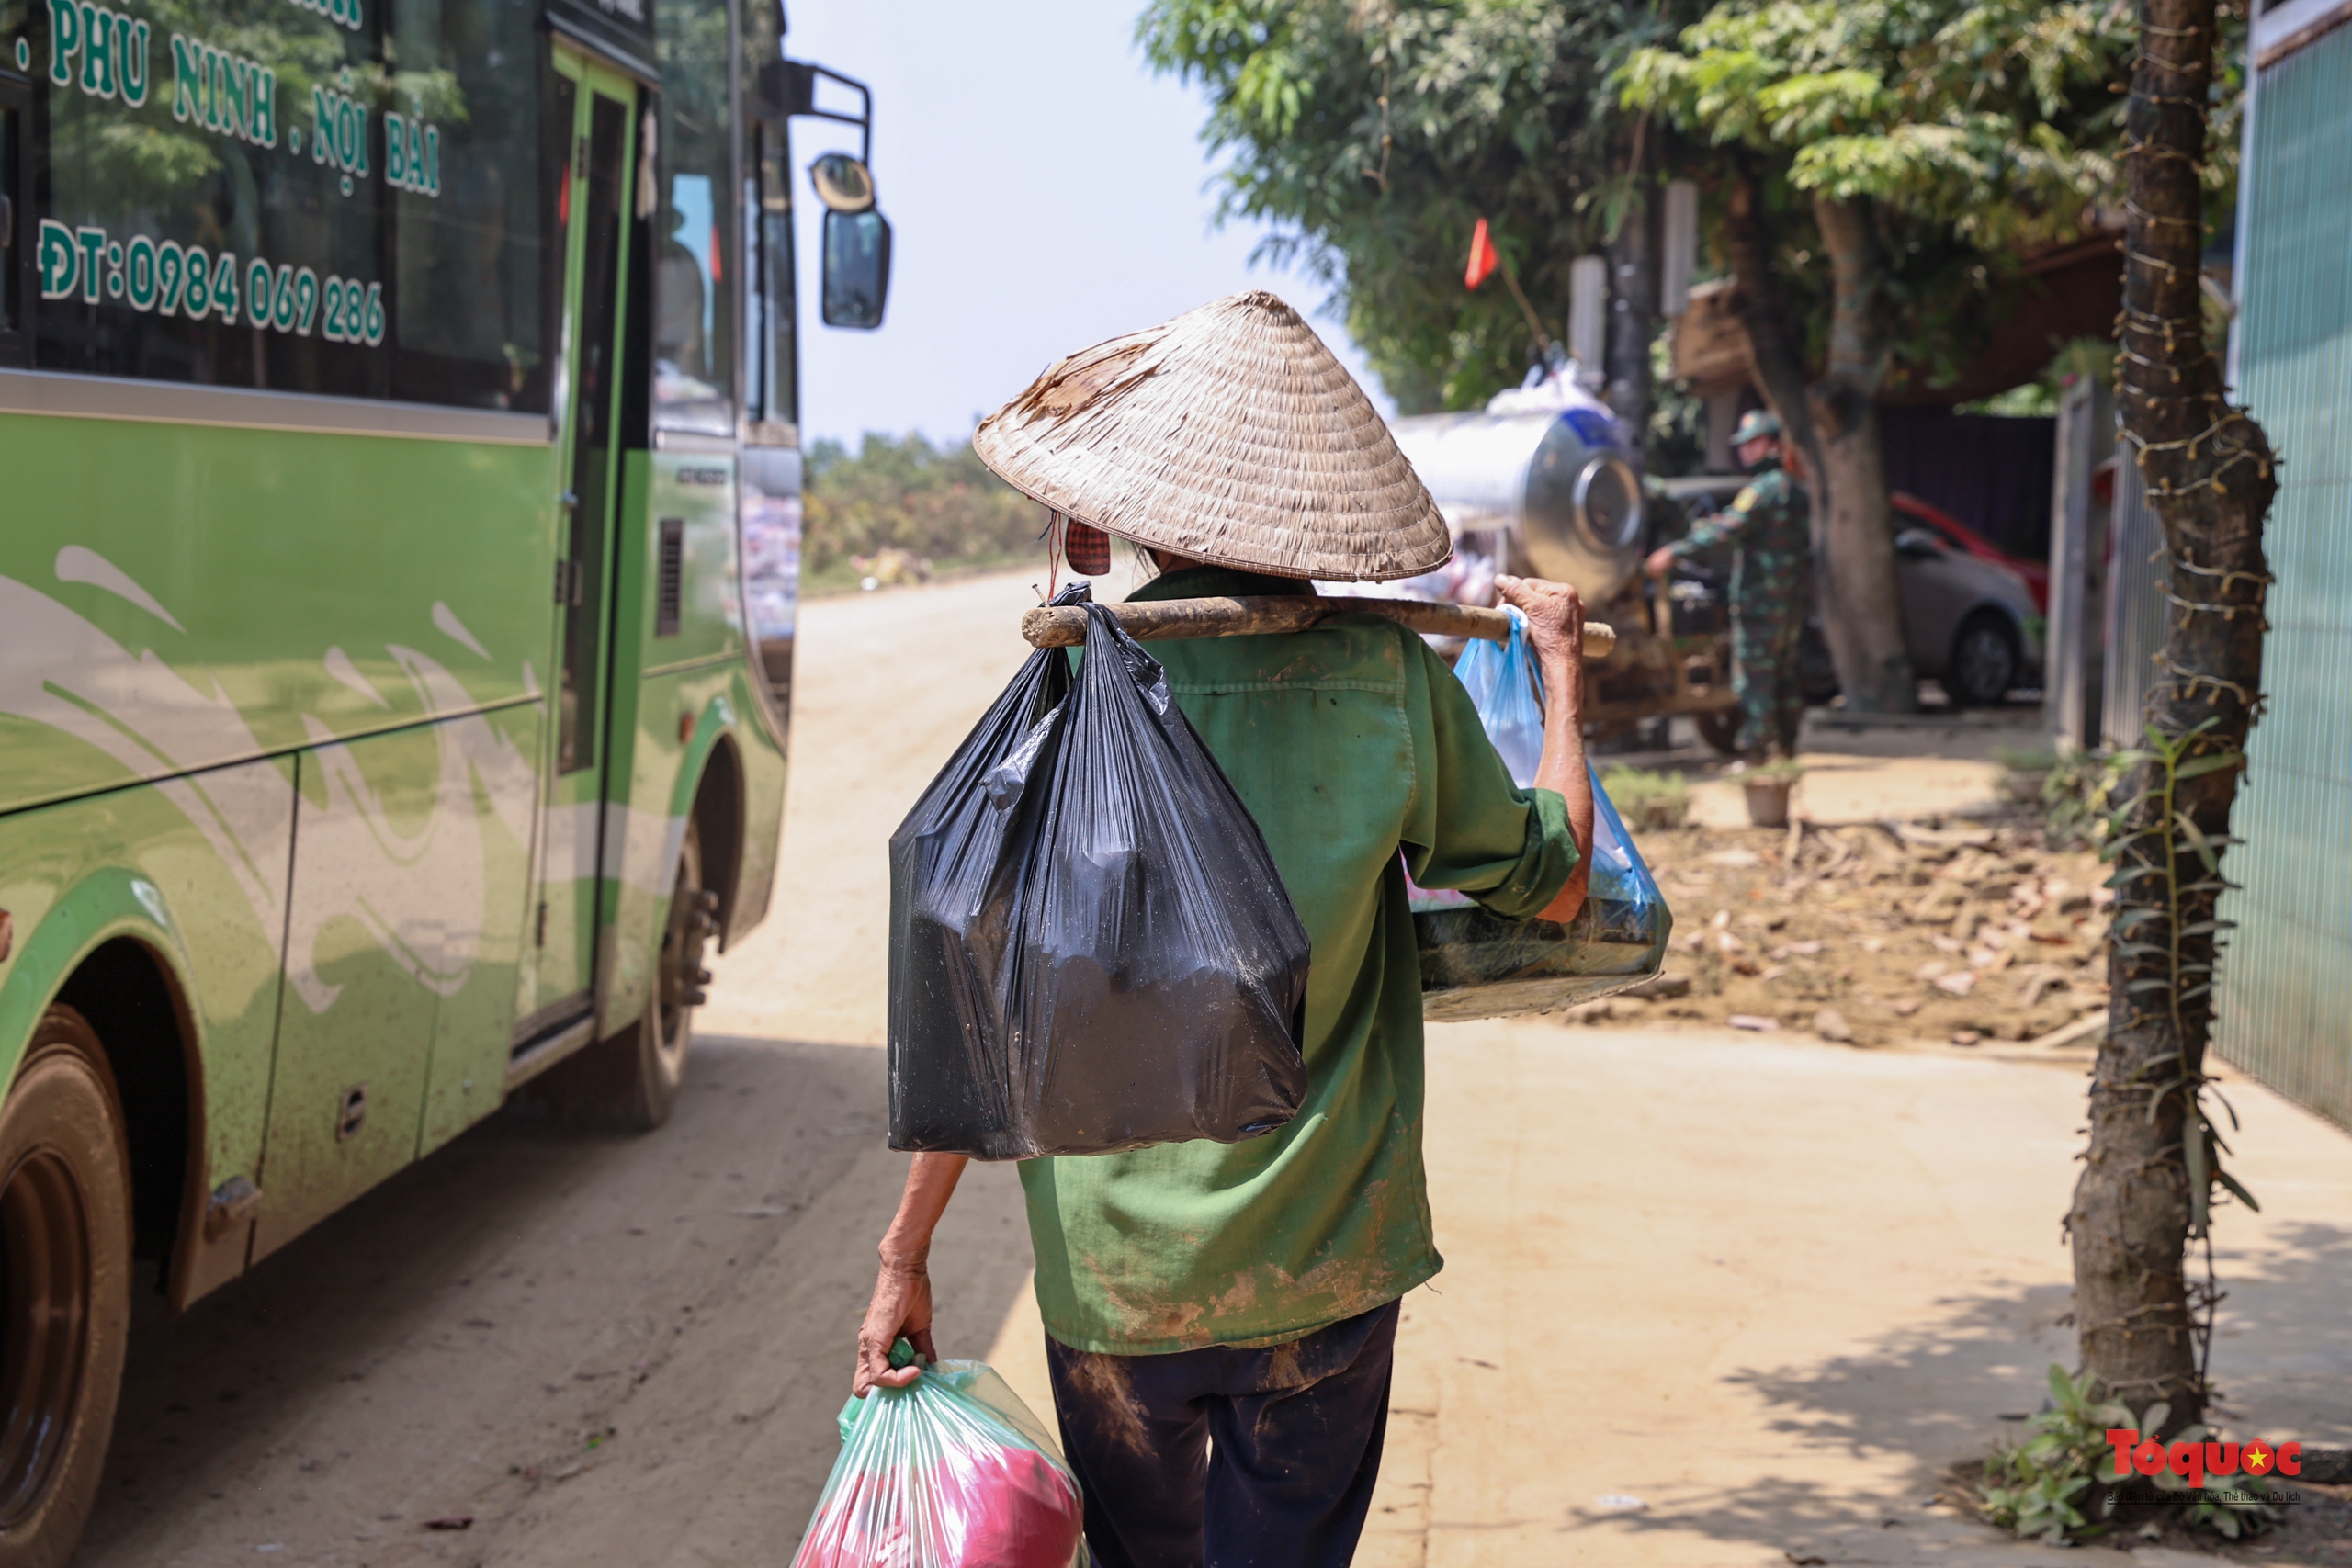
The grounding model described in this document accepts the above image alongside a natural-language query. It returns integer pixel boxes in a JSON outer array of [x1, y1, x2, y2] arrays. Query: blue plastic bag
[[1450, 607, 1546, 786], [1410, 614, 1673, 1020]]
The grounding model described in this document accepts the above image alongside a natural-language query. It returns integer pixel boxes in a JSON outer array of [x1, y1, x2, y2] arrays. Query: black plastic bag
[[888, 589, 1312, 1159]]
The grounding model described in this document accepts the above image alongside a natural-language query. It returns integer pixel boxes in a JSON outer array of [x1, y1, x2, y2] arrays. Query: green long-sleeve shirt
[[1017, 565, 1581, 1355]]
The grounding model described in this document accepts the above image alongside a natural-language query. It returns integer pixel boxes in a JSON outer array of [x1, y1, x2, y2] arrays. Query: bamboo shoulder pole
[[1022, 595, 1616, 658]]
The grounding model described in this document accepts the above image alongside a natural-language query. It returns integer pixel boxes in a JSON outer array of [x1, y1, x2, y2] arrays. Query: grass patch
[[1601, 765, 1690, 831]]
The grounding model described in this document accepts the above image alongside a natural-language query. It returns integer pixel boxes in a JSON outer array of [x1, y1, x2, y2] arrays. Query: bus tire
[[530, 820, 711, 1132], [0, 1010, 133, 1568]]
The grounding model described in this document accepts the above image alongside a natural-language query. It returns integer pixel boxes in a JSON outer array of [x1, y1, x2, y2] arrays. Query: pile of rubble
[[1571, 815, 2110, 1049]]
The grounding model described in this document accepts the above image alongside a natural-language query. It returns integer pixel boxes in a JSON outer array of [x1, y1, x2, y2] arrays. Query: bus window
[[381, 0, 564, 410], [1, 85, 22, 363], [747, 118, 797, 429], [651, 0, 734, 434], [27, 0, 562, 409]]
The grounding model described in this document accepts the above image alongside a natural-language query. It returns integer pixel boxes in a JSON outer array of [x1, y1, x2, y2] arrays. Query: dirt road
[[80, 571, 1055, 1568], [84, 569, 2352, 1567]]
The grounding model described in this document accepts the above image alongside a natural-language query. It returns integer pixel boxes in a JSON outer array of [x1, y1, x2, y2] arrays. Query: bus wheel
[[530, 821, 712, 1132], [639, 818, 714, 1127], [0, 1010, 133, 1568]]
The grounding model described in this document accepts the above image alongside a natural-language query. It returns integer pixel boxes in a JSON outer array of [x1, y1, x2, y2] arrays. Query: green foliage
[[1984, 1365, 2279, 1546], [2040, 746, 2129, 850], [1983, 1364, 2133, 1543], [1600, 764, 1690, 830], [1620, 0, 2139, 401], [1137, 0, 1702, 413], [1960, 334, 2118, 415], [801, 434, 1043, 587], [1621, 0, 2129, 246]]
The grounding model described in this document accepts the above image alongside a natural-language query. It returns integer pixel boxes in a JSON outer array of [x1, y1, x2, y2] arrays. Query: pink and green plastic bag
[[790, 1340, 1087, 1568]]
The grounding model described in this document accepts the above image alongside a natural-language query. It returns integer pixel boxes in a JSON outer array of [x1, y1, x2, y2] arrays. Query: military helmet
[[1732, 408, 1782, 446]]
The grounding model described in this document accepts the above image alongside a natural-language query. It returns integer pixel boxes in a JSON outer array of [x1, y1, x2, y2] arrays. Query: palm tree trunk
[[1805, 194, 1916, 714], [2067, 0, 2276, 1431]]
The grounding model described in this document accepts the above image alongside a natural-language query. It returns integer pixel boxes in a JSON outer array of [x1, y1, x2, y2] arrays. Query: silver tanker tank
[[1386, 410, 1646, 604]]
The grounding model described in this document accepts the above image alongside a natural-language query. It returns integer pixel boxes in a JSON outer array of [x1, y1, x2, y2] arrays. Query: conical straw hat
[[974, 291, 1452, 581]]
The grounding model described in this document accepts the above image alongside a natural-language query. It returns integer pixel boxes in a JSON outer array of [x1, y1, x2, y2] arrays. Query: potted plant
[[1740, 756, 1804, 828]]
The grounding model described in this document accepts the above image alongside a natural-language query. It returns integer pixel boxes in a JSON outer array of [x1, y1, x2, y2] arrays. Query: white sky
[[781, 0, 1391, 449]]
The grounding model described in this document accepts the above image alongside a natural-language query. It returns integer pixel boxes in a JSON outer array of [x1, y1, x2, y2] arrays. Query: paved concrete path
[[772, 574, 2352, 1566], [979, 1021, 2351, 1566]]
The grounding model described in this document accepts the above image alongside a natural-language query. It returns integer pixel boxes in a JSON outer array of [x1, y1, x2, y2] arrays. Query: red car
[[1893, 492, 2049, 614]]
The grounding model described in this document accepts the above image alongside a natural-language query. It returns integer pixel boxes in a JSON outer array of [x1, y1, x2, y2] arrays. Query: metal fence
[[2213, 22, 2352, 1132]]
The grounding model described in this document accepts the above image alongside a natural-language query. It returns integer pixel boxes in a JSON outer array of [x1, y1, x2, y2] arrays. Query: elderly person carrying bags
[[852, 292, 1595, 1567]]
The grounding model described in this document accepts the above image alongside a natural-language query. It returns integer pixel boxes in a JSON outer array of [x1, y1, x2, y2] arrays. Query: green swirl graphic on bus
[[36, 220, 385, 344]]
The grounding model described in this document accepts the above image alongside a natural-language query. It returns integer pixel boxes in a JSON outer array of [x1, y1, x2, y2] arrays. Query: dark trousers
[[1043, 1300, 1399, 1568]]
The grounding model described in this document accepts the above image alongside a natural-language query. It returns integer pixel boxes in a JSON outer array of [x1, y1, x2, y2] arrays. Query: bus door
[[518, 55, 637, 1043]]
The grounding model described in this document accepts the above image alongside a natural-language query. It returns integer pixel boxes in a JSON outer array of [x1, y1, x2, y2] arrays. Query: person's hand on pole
[[1494, 575, 1594, 923], [1497, 574, 1584, 684], [854, 1151, 969, 1395]]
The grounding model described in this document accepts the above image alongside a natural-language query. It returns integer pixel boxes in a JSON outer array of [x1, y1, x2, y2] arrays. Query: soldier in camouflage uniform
[[1645, 409, 1812, 759]]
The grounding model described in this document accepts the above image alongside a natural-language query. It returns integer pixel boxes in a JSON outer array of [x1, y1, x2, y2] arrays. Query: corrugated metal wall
[[2214, 24, 2352, 1132], [2101, 465, 2166, 750]]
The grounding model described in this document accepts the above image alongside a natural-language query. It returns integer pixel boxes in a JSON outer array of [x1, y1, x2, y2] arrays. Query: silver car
[[1890, 522, 2044, 705]]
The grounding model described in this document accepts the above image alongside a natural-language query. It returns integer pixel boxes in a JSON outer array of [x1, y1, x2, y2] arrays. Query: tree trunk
[[1723, 168, 1825, 489], [1805, 194, 1916, 714], [1605, 179, 1657, 441], [2067, 0, 2275, 1432], [1722, 169, 1858, 681]]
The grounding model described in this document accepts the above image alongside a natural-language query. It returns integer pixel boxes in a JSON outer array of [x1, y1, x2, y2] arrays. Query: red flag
[[1464, 217, 1499, 290]]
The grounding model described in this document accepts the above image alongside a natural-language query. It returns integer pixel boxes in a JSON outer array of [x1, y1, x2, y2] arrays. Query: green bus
[[0, 0, 886, 1551]]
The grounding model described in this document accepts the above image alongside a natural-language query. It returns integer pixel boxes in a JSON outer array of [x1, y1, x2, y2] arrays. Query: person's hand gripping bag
[[886, 585, 1312, 1158], [1411, 606, 1674, 1018], [791, 1342, 1087, 1568]]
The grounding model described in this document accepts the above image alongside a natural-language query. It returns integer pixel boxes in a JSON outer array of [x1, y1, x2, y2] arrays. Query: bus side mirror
[[821, 208, 891, 330]]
